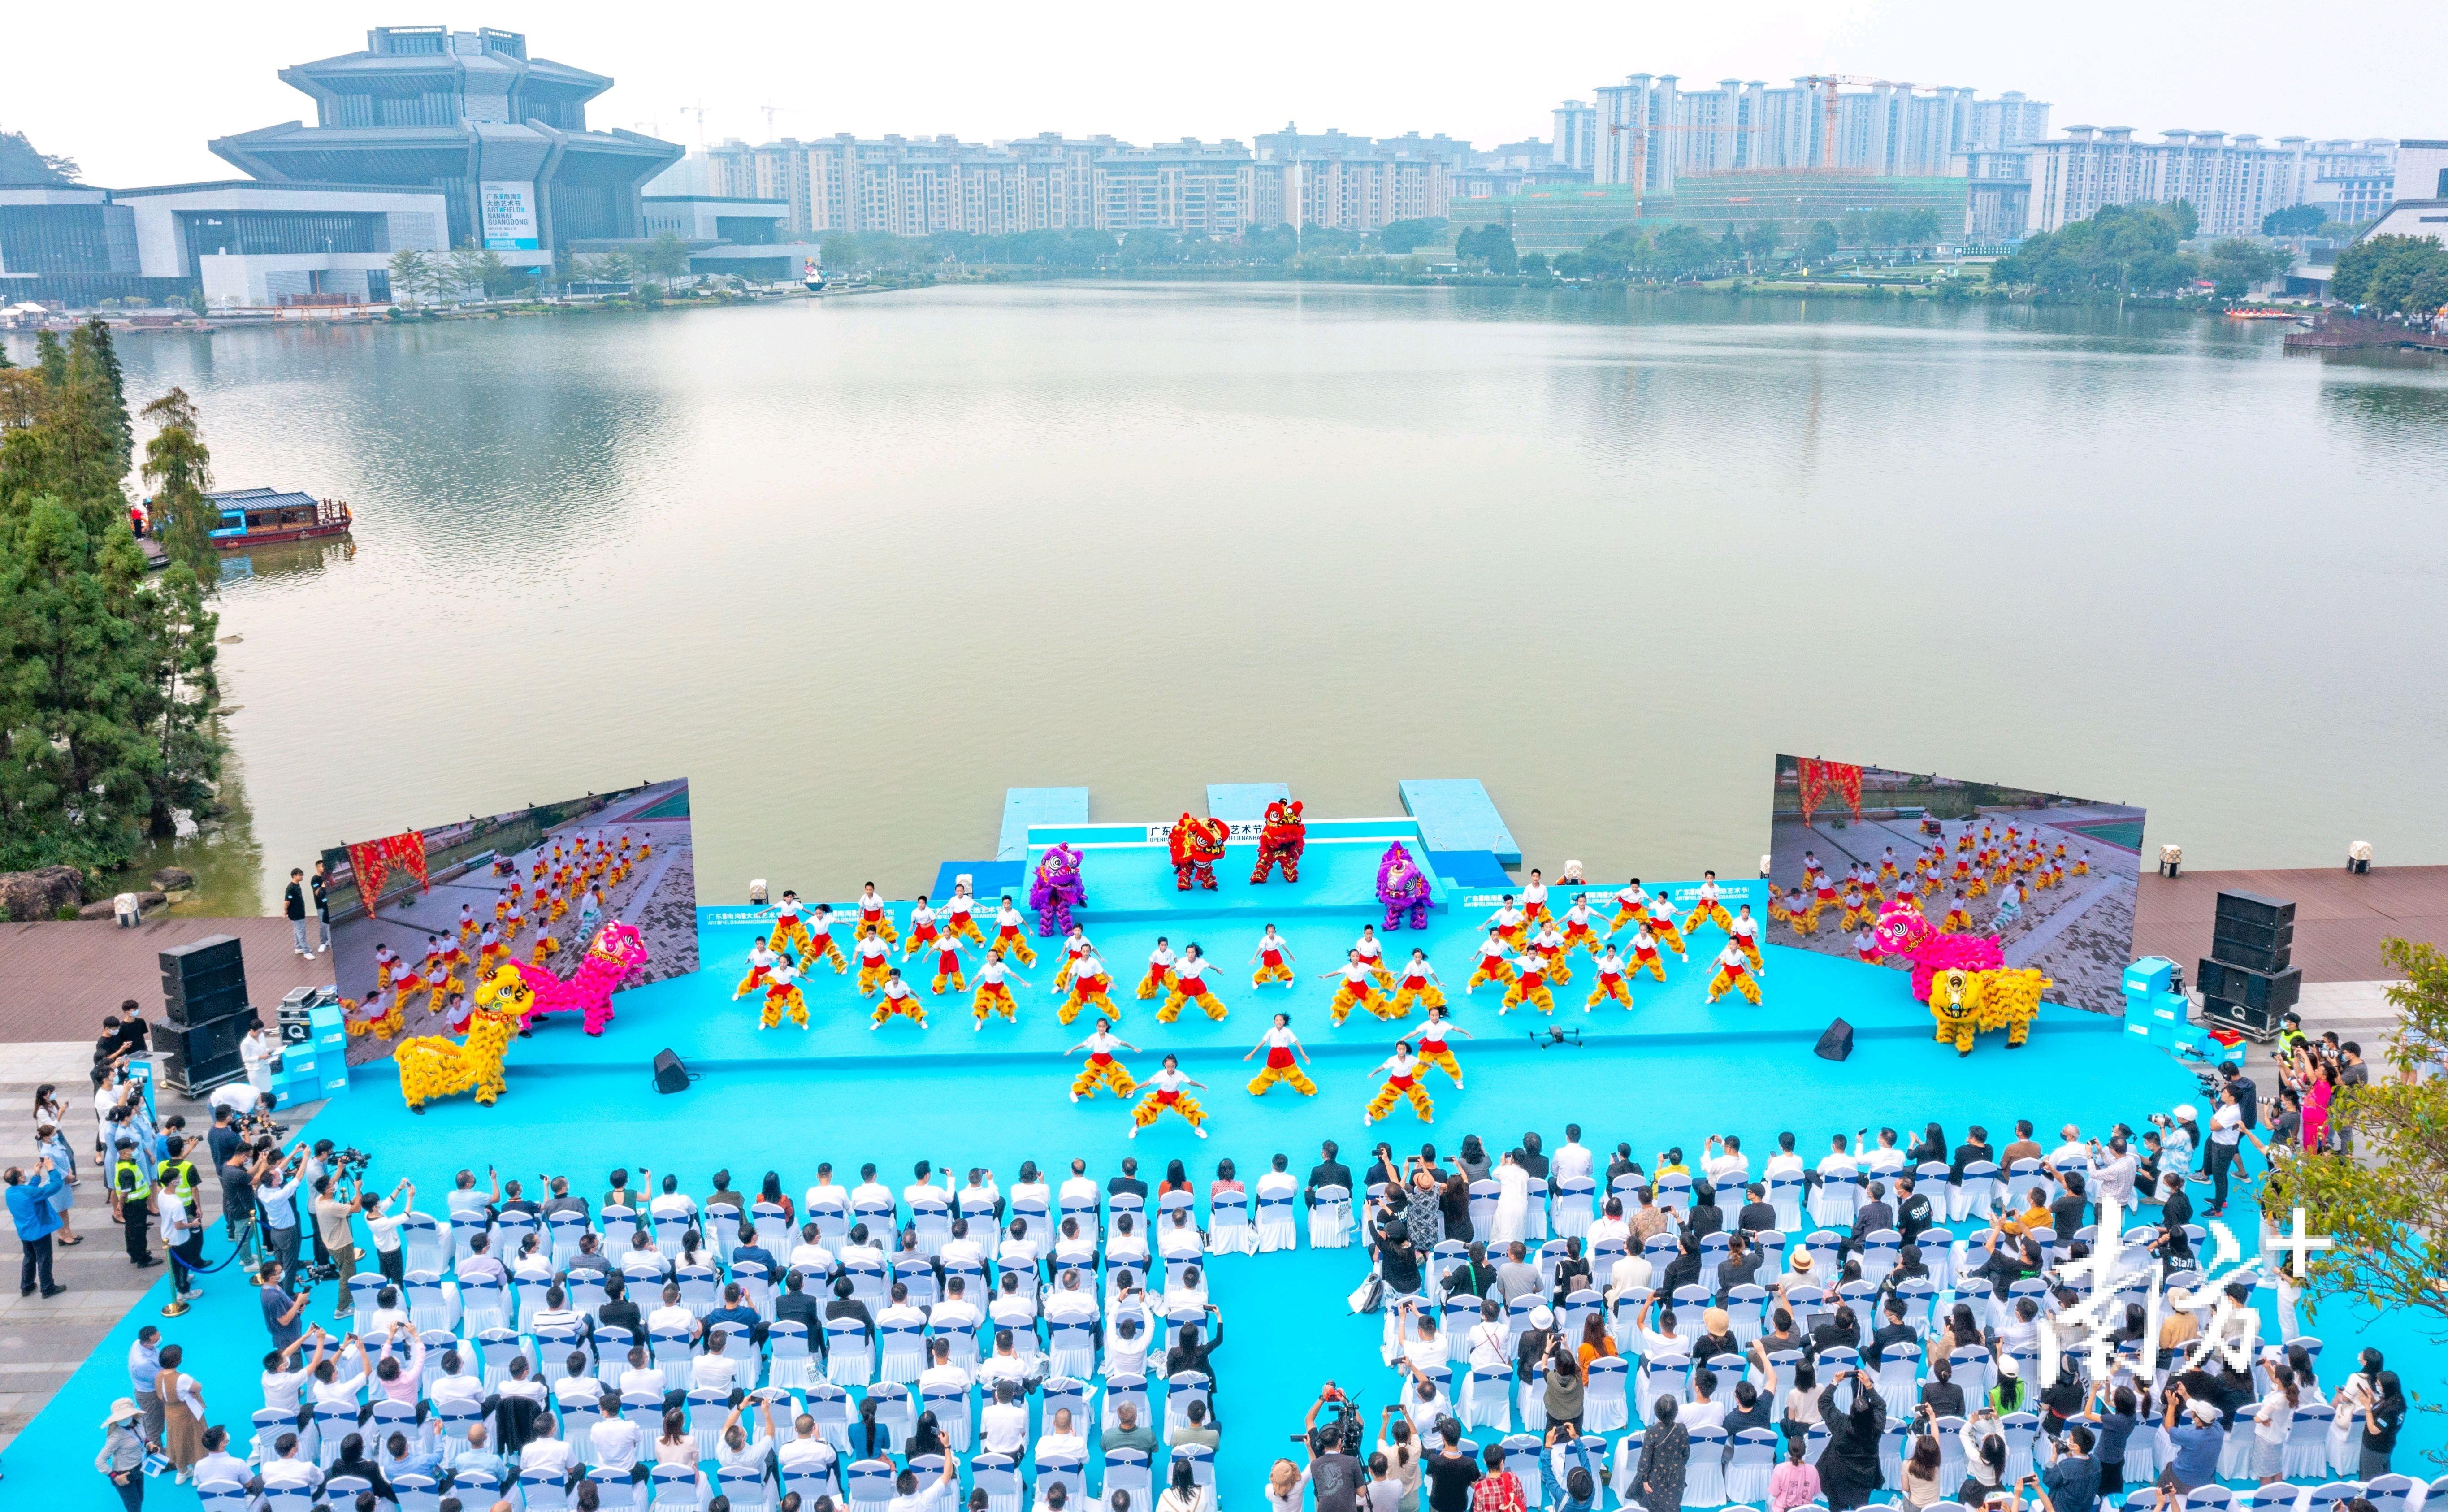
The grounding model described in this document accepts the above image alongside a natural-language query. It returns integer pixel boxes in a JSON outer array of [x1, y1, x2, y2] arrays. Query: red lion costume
[[1168, 812, 1230, 892], [1250, 799, 1306, 884]]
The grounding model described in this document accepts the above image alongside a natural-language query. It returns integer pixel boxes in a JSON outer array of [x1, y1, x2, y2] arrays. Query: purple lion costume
[[1377, 843, 1431, 930], [1030, 844, 1088, 937]]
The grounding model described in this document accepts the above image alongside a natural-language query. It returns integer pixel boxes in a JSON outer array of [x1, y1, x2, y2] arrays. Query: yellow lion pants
[[1247, 1063, 1317, 1097], [1330, 981, 1393, 1025], [872, 996, 925, 1027], [973, 982, 1017, 1022], [2071, 861, 2089, 877], [1389, 984, 1446, 1015], [1499, 982, 1556, 1015], [1058, 984, 1116, 1026], [805, 938, 848, 974], [857, 961, 891, 996], [1542, 956, 1574, 985], [860, 917, 899, 945], [1073, 1059, 1136, 1100], [1132, 1092, 1205, 1128], [1053, 956, 1078, 991], [733, 966, 773, 999], [1465, 962, 1514, 992], [1588, 976, 1632, 1010], [1736, 939, 1764, 971], [993, 933, 1037, 967], [1136, 968, 1174, 1000], [1630, 953, 1667, 982], [1159, 983, 1228, 1022], [762, 987, 809, 1029], [931, 967, 967, 996], [949, 917, 988, 947], [1606, 906, 1642, 936], [1934, 1009, 1977, 1053], [1707, 968, 1763, 1005], [1942, 910, 1971, 933], [1650, 922, 1689, 955], [1787, 910, 1820, 936], [1252, 960, 1295, 988], [1417, 1045, 1463, 1084], [1367, 1080, 1434, 1122], [1967, 875, 1989, 899], [1682, 903, 1733, 936], [903, 930, 938, 958], [1841, 906, 1869, 932]]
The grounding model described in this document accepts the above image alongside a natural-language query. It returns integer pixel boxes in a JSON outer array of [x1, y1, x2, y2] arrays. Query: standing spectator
[[97, 1398, 150, 1512], [312, 860, 335, 956], [156, 1342, 207, 1481], [7, 1158, 69, 1296], [1629, 1398, 1688, 1512], [312, 1171, 363, 1315], [254, 1143, 307, 1286], [159, 1162, 206, 1313], [285, 868, 315, 958], [364, 1178, 414, 1284], [240, 1022, 279, 1109], [128, 1326, 165, 1448], [209, 1107, 256, 1255], [261, 1261, 309, 1350]]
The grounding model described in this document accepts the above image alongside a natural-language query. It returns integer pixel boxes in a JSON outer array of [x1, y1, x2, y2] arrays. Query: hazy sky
[[13, 1, 2441, 186]]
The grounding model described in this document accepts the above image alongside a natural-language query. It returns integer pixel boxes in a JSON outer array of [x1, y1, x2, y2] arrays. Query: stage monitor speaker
[[2213, 890, 2296, 930], [160, 935, 250, 1027], [653, 1049, 693, 1095], [160, 1008, 253, 1093], [2200, 995, 2279, 1040], [1813, 1017, 1855, 1062]]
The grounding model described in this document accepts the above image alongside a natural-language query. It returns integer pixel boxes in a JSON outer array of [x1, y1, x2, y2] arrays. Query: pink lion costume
[[1377, 844, 1431, 930], [505, 919, 650, 1036]]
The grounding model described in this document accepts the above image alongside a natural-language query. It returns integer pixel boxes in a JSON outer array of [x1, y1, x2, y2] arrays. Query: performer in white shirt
[[1645, 892, 1690, 959], [1157, 945, 1228, 1022], [1242, 1015, 1316, 1097], [1703, 942, 1762, 1005], [853, 927, 893, 996], [759, 958, 808, 1029], [732, 940, 779, 999], [1067, 1019, 1140, 1103], [1529, 920, 1574, 984], [802, 903, 847, 974], [1050, 926, 1089, 993], [1389, 949, 1445, 1016], [944, 880, 986, 947], [1415, 1005, 1472, 1087], [768, 890, 815, 965], [855, 883, 898, 945], [870, 969, 925, 1029], [989, 897, 1038, 966], [1136, 937, 1177, 1001], [1352, 925, 1395, 991], [1249, 925, 1296, 988], [1464, 927, 1516, 993], [1128, 1055, 1209, 1139], [1557, 894, 1600, 961], [1587, 944, 1633, 1011], [1485, 897, 1527, 949], [1729, 904, 1764, 971], [1323, 951, 1392, 1025], [971, 951, 1031, 1027], [1605, 879, 1650, 938], [1682, 871, 1734, 937], [1057, 948, 1116, 1026], [927, 934, 969, 996], [902, 896, 940, 959], [1499, 947, 1555, 1016], [1363, 1043, 1433, 1125]]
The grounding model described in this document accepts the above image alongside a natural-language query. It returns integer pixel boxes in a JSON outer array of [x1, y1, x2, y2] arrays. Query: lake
[[27, 283, 2448, 913]]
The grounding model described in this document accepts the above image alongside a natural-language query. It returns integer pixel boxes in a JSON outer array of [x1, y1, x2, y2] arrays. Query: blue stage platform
[[1401, 777, 1523, 864], [1205, 782, 1289, 821], [997, 786, 1088, 860], [11, 800, 2439, 1508]]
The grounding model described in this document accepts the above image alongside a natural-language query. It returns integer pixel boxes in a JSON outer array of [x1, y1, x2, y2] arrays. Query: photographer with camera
[[248, 1139, 310, 1287], [1295, 1385, 1365, 1512], [309, 1162, 364, 1317]]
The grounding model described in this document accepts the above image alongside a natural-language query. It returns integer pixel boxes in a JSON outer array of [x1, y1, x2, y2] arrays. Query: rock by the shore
[[0, 866, 84, 922], [152, 866, 197, 892]]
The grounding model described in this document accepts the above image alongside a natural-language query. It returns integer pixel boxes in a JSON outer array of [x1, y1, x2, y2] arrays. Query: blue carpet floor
[[11, 903, 2439, 1504]]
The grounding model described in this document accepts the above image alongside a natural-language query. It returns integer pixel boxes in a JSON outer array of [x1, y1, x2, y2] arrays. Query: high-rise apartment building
[[2023, 129, 2397, 237], [1551, 102, 1598, 172], [209, 24, 678, 267]]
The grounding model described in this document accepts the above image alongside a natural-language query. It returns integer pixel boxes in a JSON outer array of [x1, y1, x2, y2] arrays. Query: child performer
[[1520, 870, 1552, 929], [1605, 878, 1649, 938], [1729, 904, 1764, 972], [503, 893, 526, 944], [1052, 926, 1089, 992], [1323, 950, 1390, 1026], [971, 950, 1029, 1027], [1067, 1019, 1140, 1103], [928, 935, 969, 996], [769, 891, 815, 964], [1353, 925, 1394, 992], [762, 958, 810, 1030], [1586, 943, 1633, 1011], [1057, 946, 1118, 1027], [1363, 1042, 1434, 1126], [1242, 1014, 1317, 1097], [1499, 945, 1555, 1016], [1853, 927, 1881, 964], [1529, 920, 1574, 985], [945, 881, 987, 947], [855, 883, 898, 946], [2072, 848, 2091, 877], [344, 987, 402, 1040], [803, 904, 848, 975], [1645, 891, 1691, 961], [1249, 926, 1296, 988], [458, 903, 479, 945], [1808, 869, 1839, 927], [1464, 926, 1516, 994], [529, 927, 558, 965], [854, 926, 893, 997], [1415, 1005, 1471, 1086], [1879, 847, 1900, 885], [1485, 895, 1527, 949], [1137, 937, 1177, 1001], [1556, 894, 1600, 962], [476, 923, 507, 975], [373, 942, 400, 992], [1704, 941, 1763, 1005], [494, 888, 513, 928], [990, 896, 1039, 967], [1389, 949, 1445, 1016], [1128, 1056, 1209, 1139], [871, 967, 925, 1029], [1158, 945, 1229, 1023], [903, 895, 940, 959], [1941, 890, 1973, 933], [1681, 871, 1734, 937]]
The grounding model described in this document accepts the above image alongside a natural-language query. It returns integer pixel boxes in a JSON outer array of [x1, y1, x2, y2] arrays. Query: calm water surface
[[30, 284, 2448, 911]]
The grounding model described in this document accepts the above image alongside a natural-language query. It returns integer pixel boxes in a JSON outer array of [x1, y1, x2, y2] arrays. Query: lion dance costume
[[1875, 900, 2042, 1057], [1029, 845, 1088, 937], [1169, 814, 1229, 892], [1377, 845, 1431, 930], [394, 965, 533, 1112], [1249, 799, 1307, 884]]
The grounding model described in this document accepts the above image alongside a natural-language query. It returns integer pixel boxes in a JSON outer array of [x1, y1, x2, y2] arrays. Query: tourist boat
[[203, 487, 354, 548], [802, 258, 828, 292]]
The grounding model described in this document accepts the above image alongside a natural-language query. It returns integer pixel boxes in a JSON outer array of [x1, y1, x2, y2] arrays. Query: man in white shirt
[[978, 1328, 1033, 1392], [1703, 1135, 1751, 1191], [804, 1163, 849, 1221], [529, 1284, 585, 1338], [978, 1379, 1030, 1456], [1057, 1159, 1098, 1210], [886, 1455, 960, 1512], [903, 1161, 949, 1213], [1681, 1369, 1728, 1433], [1586, 1197, 1632, 1253], [428, 1349, 487, 1412], [1035, 1405, 1088, 1461], [587, 1390, 643, 1473], [837, 1222, 885, 1270], [917, 1336, 972, 1396], [193, 1426, 253, 1489], [617, 1344, 667, 1404], [2046, 1124, 2092, 1171], [646, 1282, 698, 1340], [550, 1354, 599, 1417], [997, 1218, 1042, 1270], [929, 1275, 981, 1337], [877, 1283, 928, 1342], [493, 1356, 547, 1406], [259, 1435, 323, 1492], [647, 1175, 697, 1226], [788, 1222, 836, 1278], [1553, 1126, 1594, 1185], [777, 1412, 836, 1475], [939, 1218, 986, 1273], [691, 1329, 742, 1393], [260, 1333, 323, 1417], [308, 1339, 372, 1407], [1044, 1269, 1098, 1323], [518, 1423, 575, 1477]]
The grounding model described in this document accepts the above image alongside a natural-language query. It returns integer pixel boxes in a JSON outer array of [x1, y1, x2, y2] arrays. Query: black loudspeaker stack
[[159, 935, 255, 1093], [1813, 1017, 1855, 1062], [2197, 890, 2301, 1040]]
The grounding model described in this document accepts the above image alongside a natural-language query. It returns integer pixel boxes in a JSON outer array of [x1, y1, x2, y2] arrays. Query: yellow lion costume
[[1925, 965, 2047, 1057], [394, 965, 533, 1113]]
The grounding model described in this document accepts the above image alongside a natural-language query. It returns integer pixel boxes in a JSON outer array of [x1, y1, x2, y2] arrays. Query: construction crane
[[758, 105, 789, 134], [1605, 119, 1765, 202], [678, 104, 709, 148], [1794, 75, 1909, 171]]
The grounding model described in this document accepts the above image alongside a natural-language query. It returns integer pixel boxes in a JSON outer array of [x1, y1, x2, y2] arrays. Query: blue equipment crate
[[2124, 957, 2176, 996]]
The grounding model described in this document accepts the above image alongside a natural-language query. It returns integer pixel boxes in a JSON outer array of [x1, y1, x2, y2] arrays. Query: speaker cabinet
[[160, 935, 251, 1027], [2213, 890, 2295, 930], [160, 1009, 253, 1093], [2196, 958, 2302, 1014]]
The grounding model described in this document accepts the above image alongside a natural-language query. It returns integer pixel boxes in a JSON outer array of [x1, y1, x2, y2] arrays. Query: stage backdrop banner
[[1767, 755, 2145, 1014], [324, 779, 698, 1061]]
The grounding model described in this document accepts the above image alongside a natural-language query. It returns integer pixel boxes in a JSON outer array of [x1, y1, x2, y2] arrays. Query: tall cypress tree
[[141, 387, 217, 576]]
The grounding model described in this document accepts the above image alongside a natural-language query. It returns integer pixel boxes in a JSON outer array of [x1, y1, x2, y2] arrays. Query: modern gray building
[[209, 24, 679, 270]]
